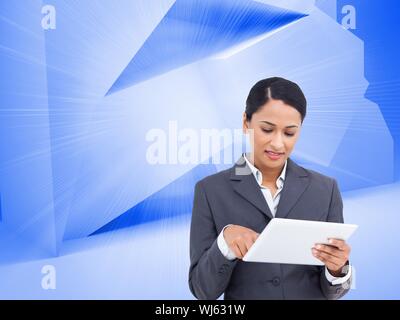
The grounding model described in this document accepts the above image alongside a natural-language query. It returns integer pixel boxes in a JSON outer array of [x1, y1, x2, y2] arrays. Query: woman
[[188, 77, 352, 300]]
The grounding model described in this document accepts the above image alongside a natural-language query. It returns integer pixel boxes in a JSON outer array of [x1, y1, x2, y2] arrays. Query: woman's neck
[[248, 154, 285, 184]]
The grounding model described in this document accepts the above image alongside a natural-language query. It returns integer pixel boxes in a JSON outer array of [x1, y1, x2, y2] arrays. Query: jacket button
[[272, 277, 281, 286]]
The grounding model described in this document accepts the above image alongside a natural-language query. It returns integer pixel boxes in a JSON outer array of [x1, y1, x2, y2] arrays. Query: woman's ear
[[242, 112, 249, 134]]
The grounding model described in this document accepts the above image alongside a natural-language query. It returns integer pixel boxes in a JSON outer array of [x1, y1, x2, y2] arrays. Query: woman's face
[[243, 98, 302, 171]]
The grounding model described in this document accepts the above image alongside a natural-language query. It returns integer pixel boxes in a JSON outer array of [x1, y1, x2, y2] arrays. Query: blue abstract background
[[0, 0, 399, 299]]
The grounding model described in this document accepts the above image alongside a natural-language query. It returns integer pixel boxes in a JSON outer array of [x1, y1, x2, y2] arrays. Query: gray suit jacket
[[188, 157, 351, 300]]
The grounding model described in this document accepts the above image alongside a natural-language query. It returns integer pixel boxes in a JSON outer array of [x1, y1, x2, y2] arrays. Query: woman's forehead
[[253, 100, 302, 123]]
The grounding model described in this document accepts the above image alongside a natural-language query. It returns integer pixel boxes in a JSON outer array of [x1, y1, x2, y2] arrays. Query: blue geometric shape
[[106, 0, 308, 95], [90, 163, 217, 235], [337, 0, 400, 180], [0, 0, 57, 258]]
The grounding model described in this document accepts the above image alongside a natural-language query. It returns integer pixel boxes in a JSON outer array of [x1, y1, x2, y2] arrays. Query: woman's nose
[[270, 133, 284, 150]]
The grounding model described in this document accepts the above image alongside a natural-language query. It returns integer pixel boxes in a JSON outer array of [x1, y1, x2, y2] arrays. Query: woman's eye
[[262, 129, 273, 133], [261, 128, 295, 136]]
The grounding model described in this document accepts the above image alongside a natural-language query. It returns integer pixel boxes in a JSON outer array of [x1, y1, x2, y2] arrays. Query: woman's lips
[[265, 150, 284, 161]]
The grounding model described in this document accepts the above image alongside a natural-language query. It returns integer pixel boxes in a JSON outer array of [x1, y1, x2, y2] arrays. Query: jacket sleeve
[[320, 179, 352, 300], [188, 181, 238, 300]]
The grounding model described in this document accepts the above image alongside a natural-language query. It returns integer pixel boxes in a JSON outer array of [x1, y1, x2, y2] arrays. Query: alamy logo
[[145, 121, 253, 166], [341, 5, 356, 30], [41, 5, 56, 30], [41, 265, 56, 290]]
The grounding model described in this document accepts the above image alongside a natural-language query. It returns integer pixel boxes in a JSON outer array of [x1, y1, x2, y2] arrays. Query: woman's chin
[[260, 154, 286, 168]]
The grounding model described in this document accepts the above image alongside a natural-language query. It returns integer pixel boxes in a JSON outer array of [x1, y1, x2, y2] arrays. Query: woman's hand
[[223, 225, 259, 259], [312, 239, 351, 276]]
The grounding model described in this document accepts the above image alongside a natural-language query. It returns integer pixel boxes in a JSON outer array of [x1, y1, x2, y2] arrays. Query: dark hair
[[245, 77, 307, 122]]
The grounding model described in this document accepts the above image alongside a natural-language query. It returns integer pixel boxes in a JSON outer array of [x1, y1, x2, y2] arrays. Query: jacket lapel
[[230, 157, 310, 220], [275, 158, 310, 219], [230, 157, 273, 219]]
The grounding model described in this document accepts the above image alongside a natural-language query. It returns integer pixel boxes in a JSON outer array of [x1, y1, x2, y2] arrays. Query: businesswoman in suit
[[189, 77, 352, 300]]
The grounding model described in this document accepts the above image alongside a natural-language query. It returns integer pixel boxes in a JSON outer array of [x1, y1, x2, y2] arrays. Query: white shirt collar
[[243, 153, 287, 189]]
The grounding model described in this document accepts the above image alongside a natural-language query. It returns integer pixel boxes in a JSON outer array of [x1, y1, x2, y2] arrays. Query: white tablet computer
[[243, 218, 358, 266]]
